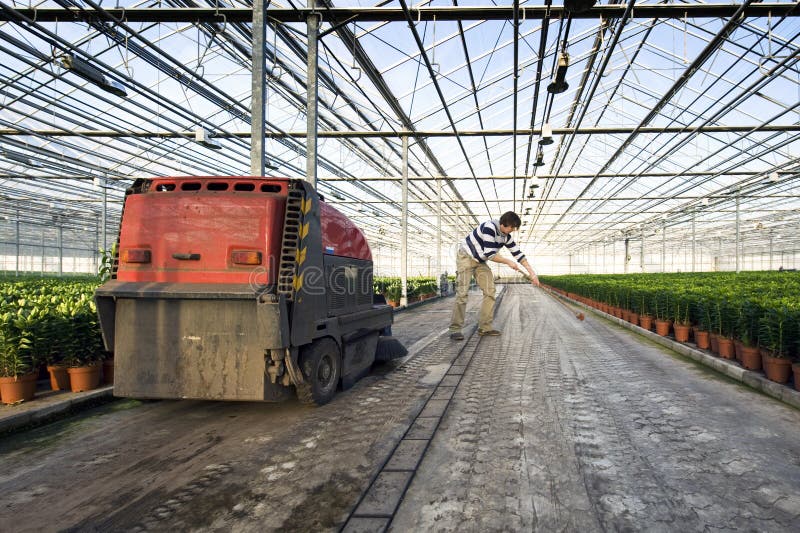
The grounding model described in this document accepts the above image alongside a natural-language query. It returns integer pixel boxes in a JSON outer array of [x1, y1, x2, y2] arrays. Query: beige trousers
[[450, 249, 496, 333]]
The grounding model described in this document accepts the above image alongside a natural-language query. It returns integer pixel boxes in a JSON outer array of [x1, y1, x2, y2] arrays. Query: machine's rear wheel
[[297, 338, 341, 405]]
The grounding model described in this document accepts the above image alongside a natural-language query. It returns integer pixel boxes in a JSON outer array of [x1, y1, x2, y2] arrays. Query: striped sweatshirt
[[461, 220, 526, 264]]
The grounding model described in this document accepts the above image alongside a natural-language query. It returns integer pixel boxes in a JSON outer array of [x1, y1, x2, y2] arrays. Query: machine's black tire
[[297, 338, 341, 406]]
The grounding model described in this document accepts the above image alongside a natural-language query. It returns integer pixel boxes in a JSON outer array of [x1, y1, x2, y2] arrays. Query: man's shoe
[[450, 332, 464, 341], [478, 329, 502, 337]]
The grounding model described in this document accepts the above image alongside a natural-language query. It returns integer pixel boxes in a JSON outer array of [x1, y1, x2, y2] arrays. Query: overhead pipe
[[4, 4, 797, 23]]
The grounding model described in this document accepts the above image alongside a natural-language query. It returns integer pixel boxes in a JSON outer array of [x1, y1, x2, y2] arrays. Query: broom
[[545, 289, 585, 321], [520, 275, 585, 321]]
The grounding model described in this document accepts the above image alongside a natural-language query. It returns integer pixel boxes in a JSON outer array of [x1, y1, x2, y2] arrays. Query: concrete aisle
[[390, 284, 800, 532]]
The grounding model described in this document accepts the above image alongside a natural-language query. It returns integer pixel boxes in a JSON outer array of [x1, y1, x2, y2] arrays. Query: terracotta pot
[[639, 315, 653, 331], [47, 365, 70, 391], [387, 300, 399, 308], [733, 340, 744, 363], [694, 330, 710, 350], [67, 365, 101, 392], [102, 359, 115, 385], [628, 312, 639, 325], [794, 364, 800, 392], [709, 333, 720, 354], [673, 323, 691, 343], [655, 319, 672, 337], [717, 337, 735, 359], [0, 373, 37, 404], [620, 310, 630, 322], [762, 354, 792, 384], [740, 345, 761, 371]]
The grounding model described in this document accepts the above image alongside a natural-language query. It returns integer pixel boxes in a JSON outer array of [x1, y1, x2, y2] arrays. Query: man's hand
[[528, 273, 540, 287]]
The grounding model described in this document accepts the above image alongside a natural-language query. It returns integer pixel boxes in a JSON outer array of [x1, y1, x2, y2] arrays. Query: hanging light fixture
[[533, 148, 545, 167], [2, 150, 42, 168], [539, 123, 554, 145], [60, 54, 128, 97], [547, 52, 569, 94]]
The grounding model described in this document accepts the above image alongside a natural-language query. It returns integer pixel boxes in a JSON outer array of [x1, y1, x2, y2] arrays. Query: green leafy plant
[[654, 290, 672, 321], [759, 308, 788, 357], [0, 309, 34, 377], [674, 295, 691, 326], [98, 243, 118, 282], [735, 300, 760, 347], [384, 280, 401, 303]]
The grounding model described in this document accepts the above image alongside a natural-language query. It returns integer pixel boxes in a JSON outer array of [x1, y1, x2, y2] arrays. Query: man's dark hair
[[499, 211, 521, 229]]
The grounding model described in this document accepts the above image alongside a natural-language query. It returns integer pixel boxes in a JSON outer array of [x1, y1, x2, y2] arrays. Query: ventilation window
[[155, 183, 175, 192], [261, 184, 281, 193], [234, 182, 255, 191], [207, 182, 229, 191], [181, 182, 201, 191]]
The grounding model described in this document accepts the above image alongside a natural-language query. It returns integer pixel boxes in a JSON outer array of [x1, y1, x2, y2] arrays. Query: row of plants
[[1, 277, 108, 403], [540, 272, 800, 386], [374, 276, 453, 306], [1, 271, 452, 403]]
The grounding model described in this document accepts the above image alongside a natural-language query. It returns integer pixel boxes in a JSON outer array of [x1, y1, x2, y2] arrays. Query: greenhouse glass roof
[[0, 1, 798, 271]]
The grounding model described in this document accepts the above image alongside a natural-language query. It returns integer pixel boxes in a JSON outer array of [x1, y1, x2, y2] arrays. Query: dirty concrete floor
[[2, 286, 800, 532], [391, 285, 800, 532], [0, 294, 471, 532]]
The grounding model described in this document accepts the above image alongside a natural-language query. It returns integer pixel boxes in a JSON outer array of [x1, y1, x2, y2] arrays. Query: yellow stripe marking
[[300, 222, 309, 240], [293, 272, 304, 292], [301, 197, 312, 214], [296, 247, 307, 265]]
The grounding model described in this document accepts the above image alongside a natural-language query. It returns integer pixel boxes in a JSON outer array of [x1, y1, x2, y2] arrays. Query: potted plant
[[673, 296, 691, 343], [654, 290, 673, 337], [638, 292, 653, 331], [0, 309, 37, 404], [60, 298, 103, 392], [385, 281, 401, 308], [758, 307, 792, 383], [714, 297, 736, 359], [693, 296, 711, 350], [735, 300, 761, 370], [29, 304, 71, 391]]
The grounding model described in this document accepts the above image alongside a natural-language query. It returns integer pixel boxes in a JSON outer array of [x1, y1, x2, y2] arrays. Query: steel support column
[[661, 222, 666, 273], [306, 4, 321, 188], [735, 193, 741, 273], [401, 135, 409, 307], [250, 0, 268, 176], [769, 233, 774, 270], [437, 176, 442, 290], [58, 222, 63, 277], [95, 216, 100, 272], [692, 213, 697, 272], [15, 212, 19, 277], [641, 229, 646, 273], [102, 182, 108, 252], [624, 238, 630, 274]]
